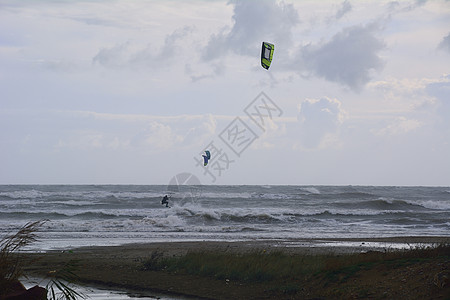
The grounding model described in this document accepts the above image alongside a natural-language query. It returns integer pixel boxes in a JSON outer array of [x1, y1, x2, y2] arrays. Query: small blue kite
[[202, 150, 211, 166]]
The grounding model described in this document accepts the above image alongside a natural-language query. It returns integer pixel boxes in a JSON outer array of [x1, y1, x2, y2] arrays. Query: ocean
[[1, 185, 449, 251]]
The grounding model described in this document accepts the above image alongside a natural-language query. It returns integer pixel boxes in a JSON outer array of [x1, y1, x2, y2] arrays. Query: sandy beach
[[22, 236, 449, 299]]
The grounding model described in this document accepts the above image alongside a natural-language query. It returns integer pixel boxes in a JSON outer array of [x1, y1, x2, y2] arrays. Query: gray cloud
[[386, 0, 428, 14], [426, 75, 450, 101], [298, 23, 385, 91], [202, 0, 299, 61], [426, 75, 450, 128], [325, 0, 352, 25], [93, 26, 194, 69], [335, 0, 352, 20], [70, 16, 124, 28], [92, 42, 130, 68], [438, 32, 450, 53], [185, 63, 224, 82]]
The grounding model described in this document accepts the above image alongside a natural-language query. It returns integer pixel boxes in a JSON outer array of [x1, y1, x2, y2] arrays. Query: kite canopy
[[202, 150, 211, 166], [261, 42, 274, 70]]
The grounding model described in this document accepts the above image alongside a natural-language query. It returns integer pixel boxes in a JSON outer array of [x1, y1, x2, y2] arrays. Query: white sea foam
[[1, 185, 449, 250], [417, 200, 450, 210], [301, 187, 321, 194]]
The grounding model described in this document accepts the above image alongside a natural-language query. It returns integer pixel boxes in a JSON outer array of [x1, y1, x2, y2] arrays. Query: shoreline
[[30, 235, 450, 253], [23, 235, 450, 253], [47, 235, 450, 256], [22, 236, 450, 299]]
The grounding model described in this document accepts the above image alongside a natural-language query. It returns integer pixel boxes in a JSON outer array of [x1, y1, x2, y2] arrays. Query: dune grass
[[0, 220, 46, 293], [0, 220, 86, 300], [144, 250, 325, 282], [142, 243, 450, 286]]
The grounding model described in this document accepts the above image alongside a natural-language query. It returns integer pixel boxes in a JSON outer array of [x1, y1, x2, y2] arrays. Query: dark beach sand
[[23, 237, 449, 299]]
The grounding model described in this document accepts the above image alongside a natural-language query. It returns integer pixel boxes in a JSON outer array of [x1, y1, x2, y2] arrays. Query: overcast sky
[[1, 0, 449, 186]]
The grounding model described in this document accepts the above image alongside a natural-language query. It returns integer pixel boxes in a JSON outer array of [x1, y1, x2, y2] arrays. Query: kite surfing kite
[[202, 150, 211, 166], [261, 42, 274, 70]]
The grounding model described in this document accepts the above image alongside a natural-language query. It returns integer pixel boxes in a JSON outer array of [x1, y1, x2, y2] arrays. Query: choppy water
[[1, 185, 449, 250]]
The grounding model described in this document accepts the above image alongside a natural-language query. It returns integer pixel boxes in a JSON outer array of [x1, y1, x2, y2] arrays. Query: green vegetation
[[142, 243, 450, 286], [143, 249, 327, 282], [44, 259, 86, 300], [0, 220, 46, 293], [0, 220, 86, 300]]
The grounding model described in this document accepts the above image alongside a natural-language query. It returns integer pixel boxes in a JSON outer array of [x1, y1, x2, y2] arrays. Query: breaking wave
[[1, 185, 449, 248]]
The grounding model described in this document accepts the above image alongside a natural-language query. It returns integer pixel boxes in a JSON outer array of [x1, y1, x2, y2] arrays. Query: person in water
[[161, 195, 169, 207]]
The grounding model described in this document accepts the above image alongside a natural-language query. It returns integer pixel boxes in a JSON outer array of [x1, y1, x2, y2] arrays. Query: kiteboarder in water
[[161, 195, 169, 207]]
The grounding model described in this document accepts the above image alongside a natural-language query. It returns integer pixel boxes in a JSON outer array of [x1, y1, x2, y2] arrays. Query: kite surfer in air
[[202, 150, 211, 166], [161, 195, 169, 207]]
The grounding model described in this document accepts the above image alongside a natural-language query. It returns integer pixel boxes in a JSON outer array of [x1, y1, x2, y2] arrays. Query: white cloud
[[296, 97, 347, 149], [131, 121, 184, 152], [71, 112, 217, 152], [251, 117, 287, 149], [368, 77, 436, 110], [179, 114, 217, 147], [367, 74, 450, 114], [1, 109, 219, 158], [54, 131, 105, 151], [372, 116, 423, 137]]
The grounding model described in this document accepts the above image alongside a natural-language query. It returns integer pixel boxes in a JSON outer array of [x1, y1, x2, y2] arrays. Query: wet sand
[[22, 237, 450, 299]]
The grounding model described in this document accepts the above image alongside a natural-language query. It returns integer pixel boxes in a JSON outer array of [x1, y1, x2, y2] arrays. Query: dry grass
[[0, 220, 46, 294], [0, 220, 86, 300], [142, 243, 450, 286], [23, 241, 449, 299]]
